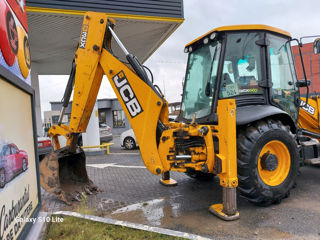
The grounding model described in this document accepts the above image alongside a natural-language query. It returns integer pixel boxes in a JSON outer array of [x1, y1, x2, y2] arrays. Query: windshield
[[220, 32, 263, 98], [181, 39, 221, 120]]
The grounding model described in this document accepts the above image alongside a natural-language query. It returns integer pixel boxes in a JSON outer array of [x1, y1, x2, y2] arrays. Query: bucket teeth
[[84, 186, 93, 195], [72, 192, 82, 202]]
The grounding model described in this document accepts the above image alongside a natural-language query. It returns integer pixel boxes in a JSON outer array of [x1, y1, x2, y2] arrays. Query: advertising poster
[[0, 0, 31, 85], [0, 77, 40, 240], [0, 0, 41, 239]]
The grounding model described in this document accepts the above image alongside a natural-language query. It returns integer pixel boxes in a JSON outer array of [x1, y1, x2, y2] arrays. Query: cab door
[[267, 34, 299, 122]]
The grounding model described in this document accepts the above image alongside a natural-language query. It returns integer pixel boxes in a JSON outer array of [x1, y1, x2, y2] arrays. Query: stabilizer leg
[[210, 187, 239, 221], [159, 171, 177, 186], [209, 99, 239, 220]]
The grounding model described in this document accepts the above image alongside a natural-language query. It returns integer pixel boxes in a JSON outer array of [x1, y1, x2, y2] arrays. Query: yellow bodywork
[[215, 100, 238, 188], [48, 12, 238, 181], [298, 96, 320, 139], [44, 12, 239, 219], [185, 24, 291, 48], [100, 50, 165, 175]]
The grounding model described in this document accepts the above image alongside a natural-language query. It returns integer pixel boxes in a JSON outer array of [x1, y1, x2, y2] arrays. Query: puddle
[[111, 198, 182, 226], [112, 199, 164, 214]]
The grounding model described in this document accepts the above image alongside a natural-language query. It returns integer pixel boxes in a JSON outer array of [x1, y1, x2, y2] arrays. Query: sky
[[39, 0, 320, 114]]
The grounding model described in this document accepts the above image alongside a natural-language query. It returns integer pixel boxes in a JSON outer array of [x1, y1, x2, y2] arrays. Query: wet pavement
[[41, 136, 320, 240]]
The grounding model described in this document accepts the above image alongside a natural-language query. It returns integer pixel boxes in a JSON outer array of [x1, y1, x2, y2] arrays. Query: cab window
[[268, 34, 298, 121], [220, 32, 263, 98]]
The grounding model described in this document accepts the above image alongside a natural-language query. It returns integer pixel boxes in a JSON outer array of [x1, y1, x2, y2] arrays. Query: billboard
[[0, 75, 40, 240], [0, 0, 41, 239], [0, 0, 31, 85]]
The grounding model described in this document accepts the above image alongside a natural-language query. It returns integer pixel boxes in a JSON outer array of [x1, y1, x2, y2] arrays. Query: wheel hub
[[260, 152, 278, 171]]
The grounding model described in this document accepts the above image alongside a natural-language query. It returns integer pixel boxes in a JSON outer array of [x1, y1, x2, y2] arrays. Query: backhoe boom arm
[[48, 12, 168, 174], [44, 12, 239, 220]]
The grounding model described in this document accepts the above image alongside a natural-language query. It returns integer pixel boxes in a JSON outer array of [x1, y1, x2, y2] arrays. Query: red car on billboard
[[0, 143, 28, 188]]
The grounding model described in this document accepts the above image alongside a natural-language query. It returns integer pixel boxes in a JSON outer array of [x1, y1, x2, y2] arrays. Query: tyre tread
[[237, 119, 299, 206]]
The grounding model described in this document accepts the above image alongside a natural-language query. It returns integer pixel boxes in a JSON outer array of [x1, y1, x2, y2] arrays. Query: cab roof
[[185, 24, 291, 48]]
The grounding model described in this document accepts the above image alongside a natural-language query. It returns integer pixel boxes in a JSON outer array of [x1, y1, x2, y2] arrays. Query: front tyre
[[237, 119, 299, 206]]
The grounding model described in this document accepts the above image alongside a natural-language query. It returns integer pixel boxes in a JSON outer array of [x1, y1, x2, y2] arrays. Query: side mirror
[[296, 80, 310, 88], [314, 38, 320, 54]]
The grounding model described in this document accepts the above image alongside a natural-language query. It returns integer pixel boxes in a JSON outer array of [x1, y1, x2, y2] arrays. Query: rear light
[[37, 140, 52, 148], [43, 140, 52, 147]]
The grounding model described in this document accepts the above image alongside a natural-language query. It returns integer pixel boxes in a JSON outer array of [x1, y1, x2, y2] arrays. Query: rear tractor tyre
[[237, 119, 299, 206]]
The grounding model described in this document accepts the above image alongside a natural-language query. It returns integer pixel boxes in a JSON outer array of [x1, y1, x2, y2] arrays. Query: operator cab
[[180, 25, 300, 127]]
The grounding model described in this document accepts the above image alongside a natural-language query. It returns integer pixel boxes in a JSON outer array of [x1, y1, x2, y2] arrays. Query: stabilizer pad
[[209, 203, 240, 221], [159, 178, 178, 186]]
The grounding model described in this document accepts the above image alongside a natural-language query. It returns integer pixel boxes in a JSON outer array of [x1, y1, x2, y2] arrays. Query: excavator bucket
[[39, 146, 98, 205]]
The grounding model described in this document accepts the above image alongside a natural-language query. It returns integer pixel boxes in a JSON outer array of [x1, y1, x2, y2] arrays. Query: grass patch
[[75, 194, 95, 216], [46, 215, 186, 240]]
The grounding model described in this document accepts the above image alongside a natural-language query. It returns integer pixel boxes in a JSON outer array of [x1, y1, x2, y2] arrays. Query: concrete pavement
[[40, 137, 320, 239]]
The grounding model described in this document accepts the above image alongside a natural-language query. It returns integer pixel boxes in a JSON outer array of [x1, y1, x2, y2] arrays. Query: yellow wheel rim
[[258, 140, 291, 186]]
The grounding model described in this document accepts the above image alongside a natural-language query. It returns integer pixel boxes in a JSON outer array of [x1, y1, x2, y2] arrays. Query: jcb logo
[[300, 100, 315, 115], [79, 24, 88, 49], [112, 71, 143, 118]]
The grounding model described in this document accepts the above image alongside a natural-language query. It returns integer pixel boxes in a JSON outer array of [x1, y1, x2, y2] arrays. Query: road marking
[[109, 153, 140, 155], [111, 165, 146, 169], [87, 163, 146, 169], [86, 163, 117, 169]]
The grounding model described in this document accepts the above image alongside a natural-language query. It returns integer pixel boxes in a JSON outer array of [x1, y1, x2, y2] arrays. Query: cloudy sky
[[39, 0, 320, 114]]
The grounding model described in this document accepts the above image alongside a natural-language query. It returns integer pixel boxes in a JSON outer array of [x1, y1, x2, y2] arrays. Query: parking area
[[41, 136, 320, 240]]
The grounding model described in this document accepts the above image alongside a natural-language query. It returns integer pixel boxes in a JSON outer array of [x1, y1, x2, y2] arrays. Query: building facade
[[48, 98, 131, 136], [292, 42, 320, 95], [97, 99, 131, 135]]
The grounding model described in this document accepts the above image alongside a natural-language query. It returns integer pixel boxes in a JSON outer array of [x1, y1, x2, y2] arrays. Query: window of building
[[99, 111, 106, 123], [52, 115, 59, 124], [112, 110, 125, 128]]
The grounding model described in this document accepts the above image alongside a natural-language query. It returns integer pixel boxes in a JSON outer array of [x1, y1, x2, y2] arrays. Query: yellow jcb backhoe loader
[[40, 11, 320, 221]]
